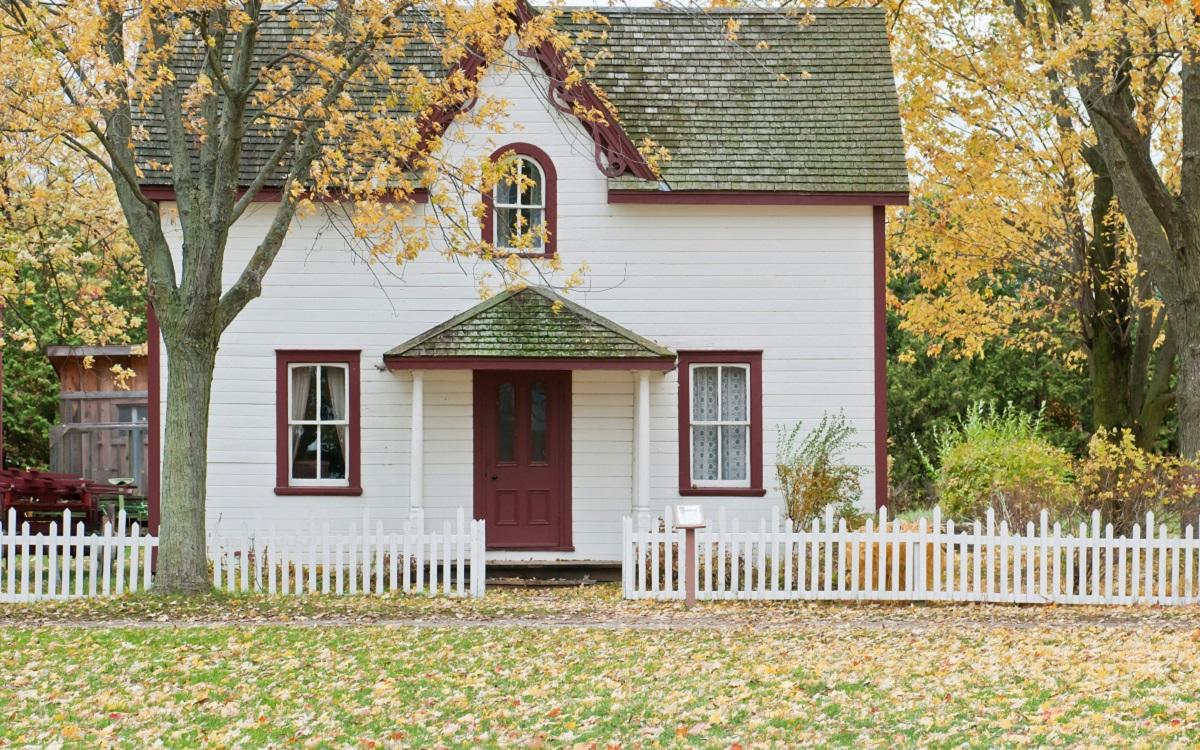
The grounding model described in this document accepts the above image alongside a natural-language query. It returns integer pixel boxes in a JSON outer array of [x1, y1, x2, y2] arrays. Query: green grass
[[1, 590, 1199, 747], [0, 625, 1194, 748]]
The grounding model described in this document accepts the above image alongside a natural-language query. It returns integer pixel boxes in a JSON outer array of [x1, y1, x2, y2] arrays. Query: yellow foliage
[[1077, 429, 1200, 530], [0, 143, 143, 350], [0, 0, 666, 321], [873, 0, 1191, 366]]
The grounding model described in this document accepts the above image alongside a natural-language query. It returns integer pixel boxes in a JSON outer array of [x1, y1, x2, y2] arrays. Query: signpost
[[674, 505, 706, 607]]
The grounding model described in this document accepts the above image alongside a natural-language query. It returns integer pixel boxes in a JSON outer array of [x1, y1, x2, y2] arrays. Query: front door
[[473, 371, 572, 550]]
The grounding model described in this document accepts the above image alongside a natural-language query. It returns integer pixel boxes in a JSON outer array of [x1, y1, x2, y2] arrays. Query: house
[[140, 5, 908, 561]]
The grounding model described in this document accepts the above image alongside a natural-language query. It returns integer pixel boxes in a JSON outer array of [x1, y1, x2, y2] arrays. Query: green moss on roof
[[384, 287, 675, 360], [135, 7, 908, 195], [581, 8, 908, 193]]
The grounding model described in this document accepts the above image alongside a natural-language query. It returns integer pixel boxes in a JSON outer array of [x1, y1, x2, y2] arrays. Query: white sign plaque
[[674, 504, 705, 528]]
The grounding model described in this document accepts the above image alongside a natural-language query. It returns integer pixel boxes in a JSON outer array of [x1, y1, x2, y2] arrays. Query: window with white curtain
[[689, 363, 750, 486], [492, 156, 545, 252], [288, 363, 349, 485]]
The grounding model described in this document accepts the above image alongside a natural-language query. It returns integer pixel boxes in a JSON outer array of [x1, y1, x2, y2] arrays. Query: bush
[[1077, 428, 1200, 533], [927, 402, 1075, 526], [775, 413, 864, 531]]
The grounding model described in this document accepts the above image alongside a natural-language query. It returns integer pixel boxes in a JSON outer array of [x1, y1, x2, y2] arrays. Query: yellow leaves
[[110, 363, 137, 390], [723, 18, 741, 42], [1077, 429, 1200, 520], [887, 0, 1127, 356], [0, 138, 141, 350], [1, 0, 640, 333]]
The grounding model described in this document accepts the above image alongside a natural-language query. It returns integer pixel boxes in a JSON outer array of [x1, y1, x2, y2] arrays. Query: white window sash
[[688, 363, 751, 488], [287, 362, 351, 486], [493, 157, 546, 250]]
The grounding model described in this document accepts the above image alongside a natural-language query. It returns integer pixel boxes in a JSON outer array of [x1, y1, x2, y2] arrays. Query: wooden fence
[[0, 508, 485, 601], [0, 508, 154, 602], [624, 506, 1200, 605], [208, 509, 485, 598]]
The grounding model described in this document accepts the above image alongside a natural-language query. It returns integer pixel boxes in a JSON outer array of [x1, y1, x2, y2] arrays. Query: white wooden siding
[[158, 51, 878, 560]]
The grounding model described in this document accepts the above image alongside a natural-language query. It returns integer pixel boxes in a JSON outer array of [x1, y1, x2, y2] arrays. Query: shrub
[[1077, 428, 1200, 533], [927, 402, 1075, 525], [775, 413, 864, 531]]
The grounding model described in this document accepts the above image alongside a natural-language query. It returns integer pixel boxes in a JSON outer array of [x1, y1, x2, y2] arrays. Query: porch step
[[486, 576, 604, 588], [485, 560, 621, 586]]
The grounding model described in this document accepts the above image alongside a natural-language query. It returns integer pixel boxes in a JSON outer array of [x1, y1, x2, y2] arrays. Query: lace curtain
[[691, 366, 749, 482]]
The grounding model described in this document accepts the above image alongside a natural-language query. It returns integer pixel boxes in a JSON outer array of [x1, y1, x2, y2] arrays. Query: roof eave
[[607, 189, 910, 206], [383, 355, 677, 371]]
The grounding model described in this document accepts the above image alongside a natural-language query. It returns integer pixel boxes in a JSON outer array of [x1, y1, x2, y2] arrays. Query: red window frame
[[677, 350, 765, 497], [275, 350, 363, 496], [480, 142, 557, 258]]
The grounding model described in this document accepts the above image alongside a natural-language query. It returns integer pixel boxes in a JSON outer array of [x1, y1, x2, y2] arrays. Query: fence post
[[622, 516, 632, 599], [1187, 524, 1195, 604], [684, 526, 698, 607]]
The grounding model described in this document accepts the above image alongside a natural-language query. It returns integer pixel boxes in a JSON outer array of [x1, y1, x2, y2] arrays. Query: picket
[[0, 511, 154, 602], [0, 509, 485, 601], [201, 510, 484, 598], [624, 506, 1200, 605]]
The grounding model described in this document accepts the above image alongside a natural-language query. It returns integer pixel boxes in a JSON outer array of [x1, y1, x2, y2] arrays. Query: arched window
[[483, 143, 557, 257]]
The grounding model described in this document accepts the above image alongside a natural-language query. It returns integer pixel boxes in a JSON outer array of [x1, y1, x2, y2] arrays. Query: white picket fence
[[0, 508, 155, 602], [0, 508, 485, 602], [624, 505, 1200, 605], [207, 509, 485, 598]]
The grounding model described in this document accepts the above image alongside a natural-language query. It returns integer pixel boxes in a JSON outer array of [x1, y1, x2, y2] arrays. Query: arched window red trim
[[481, 142, 557, 258]]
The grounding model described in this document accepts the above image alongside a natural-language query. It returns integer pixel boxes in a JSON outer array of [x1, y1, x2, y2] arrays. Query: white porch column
[[409, 370, 424, 518], [632, 370, 651, 515]]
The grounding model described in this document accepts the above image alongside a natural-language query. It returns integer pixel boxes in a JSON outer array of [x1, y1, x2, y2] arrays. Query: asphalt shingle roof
[[383, 286, 675, 361], [135, 6, 908, 195]]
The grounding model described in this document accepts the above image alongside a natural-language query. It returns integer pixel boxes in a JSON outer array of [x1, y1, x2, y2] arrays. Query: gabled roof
[[383, 287, 675, 368], [134, 5, 908, 196]]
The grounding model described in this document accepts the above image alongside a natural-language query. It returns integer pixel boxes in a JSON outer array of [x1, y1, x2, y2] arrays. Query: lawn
[[2, 588, 1199, 748]]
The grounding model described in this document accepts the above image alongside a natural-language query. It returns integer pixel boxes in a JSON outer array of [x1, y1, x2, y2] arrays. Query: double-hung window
[[690, 363, 751, 486], [678, 351, 764, 496], [275, 351, 361, 496], [493, 156, 545, 253], [482, 143, 557, 258]]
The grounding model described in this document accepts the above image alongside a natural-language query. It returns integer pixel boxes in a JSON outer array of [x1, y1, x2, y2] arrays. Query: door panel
[[492, 490, 519, 526], [527, 490, 552, 525], [473, 371, 571, 550]]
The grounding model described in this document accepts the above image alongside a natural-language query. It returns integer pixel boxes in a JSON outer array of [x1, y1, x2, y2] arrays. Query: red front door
[[473, 371, 572, 550]]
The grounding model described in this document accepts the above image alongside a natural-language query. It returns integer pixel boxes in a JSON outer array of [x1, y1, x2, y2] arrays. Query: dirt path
[[9, 609, 1200, 631]]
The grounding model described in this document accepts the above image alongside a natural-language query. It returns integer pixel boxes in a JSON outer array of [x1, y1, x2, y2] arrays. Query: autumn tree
[[0, 133, 145, 467], [0, 0, 605, 592], [876, 0, 1178, 452], [1027, 0, 1200, 456]]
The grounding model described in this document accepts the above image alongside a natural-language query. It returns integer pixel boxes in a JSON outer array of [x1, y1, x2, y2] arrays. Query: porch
[[382, 287, 675, 559]]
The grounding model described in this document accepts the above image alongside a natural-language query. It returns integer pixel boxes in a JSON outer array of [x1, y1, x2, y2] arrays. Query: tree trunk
[[153, 332, 218, 593], [1177, 318, 1200, 458], [1082, 154, 1134, 436], [1089, 324, 1132, 430]]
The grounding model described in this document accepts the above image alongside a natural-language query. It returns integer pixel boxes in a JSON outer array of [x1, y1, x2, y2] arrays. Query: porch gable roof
[[383, 287, 675, 370]]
